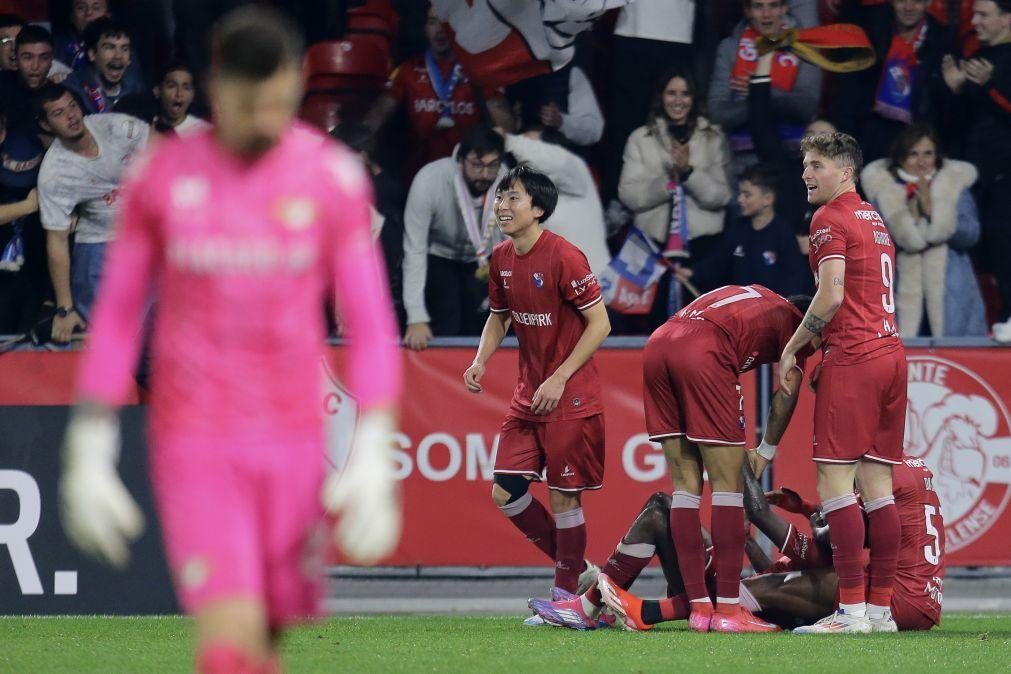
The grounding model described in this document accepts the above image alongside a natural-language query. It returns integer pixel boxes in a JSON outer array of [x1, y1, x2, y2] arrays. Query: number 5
[[924, 504, 941, 565]]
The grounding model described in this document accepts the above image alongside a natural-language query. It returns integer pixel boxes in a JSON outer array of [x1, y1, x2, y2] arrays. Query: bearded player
[[58, 8, 403, 673], [463, 166, 611, 598], [779, 132, 906, 633]]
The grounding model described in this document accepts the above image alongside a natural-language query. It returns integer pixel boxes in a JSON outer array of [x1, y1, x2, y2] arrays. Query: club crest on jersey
[[763, 251, 777, 265], [171, 176, 209, 209], [273, 197, 317, 231], [905, 356, 1011, 552], [533, 272, 544, 288]]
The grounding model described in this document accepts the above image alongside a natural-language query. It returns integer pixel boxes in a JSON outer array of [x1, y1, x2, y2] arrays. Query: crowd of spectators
[[0, 0, 1009, 348]]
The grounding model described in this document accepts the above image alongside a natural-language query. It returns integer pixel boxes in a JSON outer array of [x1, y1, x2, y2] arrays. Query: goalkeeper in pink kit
[[57, 8, 403, 673]]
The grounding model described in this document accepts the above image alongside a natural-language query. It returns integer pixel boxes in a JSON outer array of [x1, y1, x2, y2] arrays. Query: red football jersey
[[672, 284, 805, 373], [893, 455, 945, 625], [808, 191, 902, 365], [387, 54, 481, 168], [489, 231, 603, 422]]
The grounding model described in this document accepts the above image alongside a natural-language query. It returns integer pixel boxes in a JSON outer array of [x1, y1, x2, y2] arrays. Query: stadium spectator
[[833, 0, 948, 162], [682, 163, 808, 296], [707, 0, 821, 173], [64, 17, 146, 114], [402, 124, 507, 348], [0, 13, 23, 71], [334, 120, 407, 330], [54, 0, 110, 71], [366, 4, 511, 180], [152, 62, 209, 136], [533, 65, 604, 148], [0, 107, 44, 334], [499, 127, 609, 275], [0, 25, 53, 135], [618, 66, 731, 300], [36, 85, 149, 341], [603, 0, 700, 205], [942, 0, 1011, 336], [861, 124, 987, 337]]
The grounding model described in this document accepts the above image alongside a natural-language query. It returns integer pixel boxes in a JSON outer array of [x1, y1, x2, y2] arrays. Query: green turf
[[1, 614, 1009, 673]]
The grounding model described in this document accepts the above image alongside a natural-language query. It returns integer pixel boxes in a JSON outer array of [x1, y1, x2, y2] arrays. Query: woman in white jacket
[[618, 66, 732, 266]]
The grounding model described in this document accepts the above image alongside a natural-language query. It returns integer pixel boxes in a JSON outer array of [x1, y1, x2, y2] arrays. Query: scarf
[[425, 50, 464, 129], [732, 26, 801, 92], [873, 21, 926, 123], [453, 166, 503, 267]]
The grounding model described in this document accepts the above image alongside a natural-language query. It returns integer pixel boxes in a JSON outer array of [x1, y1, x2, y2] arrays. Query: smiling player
[[463, 166, 611, 612]]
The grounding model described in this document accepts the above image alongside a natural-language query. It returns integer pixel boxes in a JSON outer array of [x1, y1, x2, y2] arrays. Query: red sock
[[659, 593, 691, 621], [554, 508, 587, 593], [823, 494, 866, 606], [499, 492, 556, 560], [585, 543, 655, 605], [712, 492, 745, 611], [668, 491, 708, 602], [865, 496, 900, 608], [197, 643, 260, 674], [780, 524, 830, 568]]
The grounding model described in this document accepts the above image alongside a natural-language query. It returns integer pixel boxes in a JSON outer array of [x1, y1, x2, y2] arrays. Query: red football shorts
[[643, 319, 746, 446], [890, 590, 939, 631], [494, 414, 605, 491], [151, 436, 325, 626], [812, 347, 906, 464]]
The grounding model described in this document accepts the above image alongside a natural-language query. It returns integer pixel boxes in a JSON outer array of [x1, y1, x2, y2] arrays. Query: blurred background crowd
[[0, 0, 1009, 347]]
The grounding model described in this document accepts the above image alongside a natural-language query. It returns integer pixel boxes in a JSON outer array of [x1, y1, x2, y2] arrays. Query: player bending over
[[59, 8, 403, 673], [464, 166, 611, 599]]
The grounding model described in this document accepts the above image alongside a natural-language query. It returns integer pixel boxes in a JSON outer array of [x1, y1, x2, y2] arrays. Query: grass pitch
[[1, 614, 1009, 673]]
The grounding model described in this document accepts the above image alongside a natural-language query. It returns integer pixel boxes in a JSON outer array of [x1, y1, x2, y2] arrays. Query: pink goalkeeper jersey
[[76, 122, 402, 446]]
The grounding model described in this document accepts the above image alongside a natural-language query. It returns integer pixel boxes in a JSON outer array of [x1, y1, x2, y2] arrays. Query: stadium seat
[[303, 37, 391, 94], [347, 0, 400, 42], [299, 95, 344, 134]]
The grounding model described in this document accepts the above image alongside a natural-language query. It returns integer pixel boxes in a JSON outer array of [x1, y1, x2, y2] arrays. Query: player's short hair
[[799, 132, 863, 174], [212, 6, 304, 81], [33, 82, 73, 121], [746, 0, 785, 7], [498, 166, 558, 223], [83, 16, 130, 53], [786, 294, 812, 316], [14, 24, 52, 52], [457, 124, 504, 162], [332, 120, 376, 158], [888, 122, 944, 173], [0, 13, 25, 30], [739, 162, 778, 195]]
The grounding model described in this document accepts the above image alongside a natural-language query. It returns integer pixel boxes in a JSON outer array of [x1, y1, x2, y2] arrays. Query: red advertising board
[[772, 347, 1011, 567], [0, 348, 755, 566]]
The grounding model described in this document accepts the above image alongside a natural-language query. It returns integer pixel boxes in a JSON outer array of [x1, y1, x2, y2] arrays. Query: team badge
[[170, 176, 209, 209], [273, 197, 317, 231], [763, 250, 777, 265], [905, 356, 1011, 552], [533, 272, 544, 288]]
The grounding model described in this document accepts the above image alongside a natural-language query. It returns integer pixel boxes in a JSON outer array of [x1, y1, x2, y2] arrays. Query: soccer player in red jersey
[[640, 284, 811, 632], [463, 166, 611, 624], [581, 454, 943, 633], [779, 132, 906, 633]]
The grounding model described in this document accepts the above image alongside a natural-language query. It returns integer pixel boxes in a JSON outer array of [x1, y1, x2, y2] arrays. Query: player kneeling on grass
[[58, 7, 403, 673], [464, 166, 611, 609]]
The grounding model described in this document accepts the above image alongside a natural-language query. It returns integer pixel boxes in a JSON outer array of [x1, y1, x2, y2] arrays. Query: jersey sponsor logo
[[570, 273, 597, 297], [905, 356, 1011, 552], [171, 176, 210, 209], [411, 98, 475, 116], [532, 272, 544, 288], [511, 310, 553, 326], [853, 209, 884, 223], [167, 237, 316, 275], [561, 464, 575, 478], [873, 230, 893, 246], [500, 270, 512, 276], [811, 227, 832, 253], [272, 197, 318, 231]]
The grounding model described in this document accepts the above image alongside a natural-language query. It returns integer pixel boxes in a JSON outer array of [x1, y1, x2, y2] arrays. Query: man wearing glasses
[[0, 14, 24, 71], [403, 124, 508, 348]]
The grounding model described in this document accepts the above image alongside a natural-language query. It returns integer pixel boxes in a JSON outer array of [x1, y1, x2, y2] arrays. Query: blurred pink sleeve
[[76, 152, 160, 405], [327, 149, 403, 408]]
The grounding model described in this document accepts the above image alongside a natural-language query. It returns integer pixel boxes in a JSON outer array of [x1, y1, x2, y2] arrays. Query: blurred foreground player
[[58, 8, 403, 673], [463, 167, 611, 596], [779, 132, 906, 633], [642, 284, 811, 632]]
